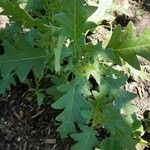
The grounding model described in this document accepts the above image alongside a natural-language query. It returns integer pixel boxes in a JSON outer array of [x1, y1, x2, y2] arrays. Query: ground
[[0, 0, 150, 150]]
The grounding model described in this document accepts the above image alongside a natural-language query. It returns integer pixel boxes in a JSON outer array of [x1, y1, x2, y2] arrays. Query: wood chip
[[23, 141, 28, 150], [31, 109, 45, 119], [45, 139, 56, 144]]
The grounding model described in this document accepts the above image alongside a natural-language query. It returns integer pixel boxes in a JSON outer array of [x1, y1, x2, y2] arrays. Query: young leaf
[[54, 35, 66, 73], [52, 79, 91, 137], [91, 85, 108, 126], [71, 124, 97, 150], [107, 22, 150, 70], [37, 92, 45, 107]]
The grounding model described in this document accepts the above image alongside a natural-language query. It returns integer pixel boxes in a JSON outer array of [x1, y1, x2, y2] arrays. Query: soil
[[0, 0, 150, 150], [0, 84, 73, 150]]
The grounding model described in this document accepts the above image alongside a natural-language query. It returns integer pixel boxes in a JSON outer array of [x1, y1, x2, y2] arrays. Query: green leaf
[[79, 44, 102, 81], [102, 76, 137, 126], [52, 79, 91, 137], [0, 1, 147, 150], [101, 76, 137, 109], [100, 137, 122, 150], [0, 36, 46, 81], [91, 76, 138, 148], [101, 136, 136, 150], [0, 22, 22, 40], [101, 107, 132, 135], [25, 0, 45, 11], [0, 75, 15, 94], [46, 75, 66, 99], [37, 92, 44, 107], [79, 43, 101, 63], [54, 0, 96, 59], [114, 89, 136, 110], [91, 85, 107, 126], [101, 107, 137, 150], [54, 35, 66, 73], [0, 0, 51, 30], [107, 22, 150, 70], [91, 75, 135, 126], [55, 0, 96, 40], [71, 124, 97, 150], [85, 62, 101, 85]]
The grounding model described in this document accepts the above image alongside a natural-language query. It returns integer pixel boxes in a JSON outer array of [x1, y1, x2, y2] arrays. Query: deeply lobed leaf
[[71, 124, 97, 150], [0, 36, 46, 81], [52, 79, 91, 137], [107, 22, 150, 70]]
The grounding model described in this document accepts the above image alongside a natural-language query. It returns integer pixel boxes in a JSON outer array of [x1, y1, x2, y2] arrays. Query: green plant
[[0, 0, 150, 149]]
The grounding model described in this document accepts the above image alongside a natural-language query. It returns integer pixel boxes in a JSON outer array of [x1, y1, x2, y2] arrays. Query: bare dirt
[[0, 84, 73, 150]]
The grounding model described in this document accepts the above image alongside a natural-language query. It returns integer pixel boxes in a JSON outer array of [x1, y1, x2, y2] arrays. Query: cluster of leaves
[[0, 0, 150, 149]]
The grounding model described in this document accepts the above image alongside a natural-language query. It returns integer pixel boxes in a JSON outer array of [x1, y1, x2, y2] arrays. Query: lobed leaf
[[107, 22, 150, 70], [0, 0, 51, 30], [52, 79, 91, 137], [0, 75, 15, 94], [0, 36, 46, 81], [54, 0, 96, 40], [71, 124, 97, 150]]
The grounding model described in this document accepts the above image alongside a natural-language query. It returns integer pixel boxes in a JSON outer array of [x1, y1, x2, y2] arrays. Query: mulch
[[0, 84, 73, 150]]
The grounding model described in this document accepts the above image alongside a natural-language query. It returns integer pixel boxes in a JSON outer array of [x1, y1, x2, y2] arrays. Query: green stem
[[32, 71, 40, 95]]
